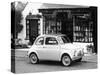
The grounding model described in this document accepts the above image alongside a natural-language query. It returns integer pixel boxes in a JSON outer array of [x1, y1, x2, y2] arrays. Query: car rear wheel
[[61, 55, 72, 66], [29, 53, 38, 64]]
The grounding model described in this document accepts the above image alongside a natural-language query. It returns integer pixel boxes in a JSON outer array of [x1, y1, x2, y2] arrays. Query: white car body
[[28, 34, 84, 62]]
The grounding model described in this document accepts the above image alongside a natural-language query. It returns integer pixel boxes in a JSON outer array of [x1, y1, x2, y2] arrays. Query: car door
[[43, 37, 60, 61], [35, 37, 46, 60]]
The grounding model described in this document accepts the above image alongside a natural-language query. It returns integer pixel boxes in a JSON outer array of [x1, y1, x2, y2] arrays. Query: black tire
[[75, 58, 82, 62], [61, 55, 72, 66], [29, 53, 39, 64]]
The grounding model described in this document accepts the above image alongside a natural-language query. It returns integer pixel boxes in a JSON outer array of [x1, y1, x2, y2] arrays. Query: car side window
[[35, 37, 44, 45], [57, 36, 70, 44], [45, 37, 58, 45]]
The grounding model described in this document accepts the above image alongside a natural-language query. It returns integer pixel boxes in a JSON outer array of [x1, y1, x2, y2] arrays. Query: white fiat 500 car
[[28, 34, 84, 66]]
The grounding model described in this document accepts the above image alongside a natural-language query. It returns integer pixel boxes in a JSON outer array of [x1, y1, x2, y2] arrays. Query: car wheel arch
[[61, 53, 71, 61], [61, 53, 72, 66], [29, 52, 38, 58]]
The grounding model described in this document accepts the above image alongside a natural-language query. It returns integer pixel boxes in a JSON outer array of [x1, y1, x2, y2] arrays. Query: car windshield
[[58, 36, 70, 44]]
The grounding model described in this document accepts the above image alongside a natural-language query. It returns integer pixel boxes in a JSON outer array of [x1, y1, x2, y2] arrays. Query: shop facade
[[22, 3, 97, 53], [39, 6, 97, 53]]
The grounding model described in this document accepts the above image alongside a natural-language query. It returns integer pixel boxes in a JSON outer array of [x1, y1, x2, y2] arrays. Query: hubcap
[[30, 54, 37, 64], [62, 56, 71, 66]]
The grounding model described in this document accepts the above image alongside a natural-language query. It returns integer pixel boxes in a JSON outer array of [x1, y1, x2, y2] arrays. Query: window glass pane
[[35, 37, 44, 45], [45, 37, 58, 45], [73, 15, 93, 43], [58, 36, 70, 44], [58, 37, 63, 44]]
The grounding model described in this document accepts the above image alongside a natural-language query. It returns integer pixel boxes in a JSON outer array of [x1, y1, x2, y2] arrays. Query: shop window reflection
[[73, 14, 93, 43]]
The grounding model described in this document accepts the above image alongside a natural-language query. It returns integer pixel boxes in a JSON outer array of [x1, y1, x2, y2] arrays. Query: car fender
[[59, 48, 74, 61], [28, 47, 39, 58]]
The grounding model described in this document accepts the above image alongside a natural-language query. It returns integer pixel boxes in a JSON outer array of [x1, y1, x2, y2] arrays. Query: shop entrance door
[[29, 19, 39, 44]]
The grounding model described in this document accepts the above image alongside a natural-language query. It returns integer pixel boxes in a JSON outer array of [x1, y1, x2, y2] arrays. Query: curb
[[84, 53, 97, 56]]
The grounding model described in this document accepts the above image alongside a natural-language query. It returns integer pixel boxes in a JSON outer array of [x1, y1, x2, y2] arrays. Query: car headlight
[[74, 48, 84, 56]]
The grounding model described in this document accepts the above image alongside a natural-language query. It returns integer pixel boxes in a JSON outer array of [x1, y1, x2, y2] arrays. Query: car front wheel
[[61, 55, 72, 66], [29, 53, 39, 64]]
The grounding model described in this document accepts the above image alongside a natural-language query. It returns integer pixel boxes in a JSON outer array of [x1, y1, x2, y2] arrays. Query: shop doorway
[[29, 19, 39, 44], [26, 18, 39, 44]]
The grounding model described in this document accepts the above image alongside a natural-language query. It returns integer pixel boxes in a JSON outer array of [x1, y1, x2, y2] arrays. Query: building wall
[[17, 2, 43, 44]]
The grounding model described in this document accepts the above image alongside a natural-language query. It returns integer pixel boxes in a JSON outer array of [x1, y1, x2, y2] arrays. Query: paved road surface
[[13, 51, 97, 73]]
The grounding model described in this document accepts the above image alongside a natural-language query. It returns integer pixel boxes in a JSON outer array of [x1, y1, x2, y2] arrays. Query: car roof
[[38, 34, 66, 38]]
